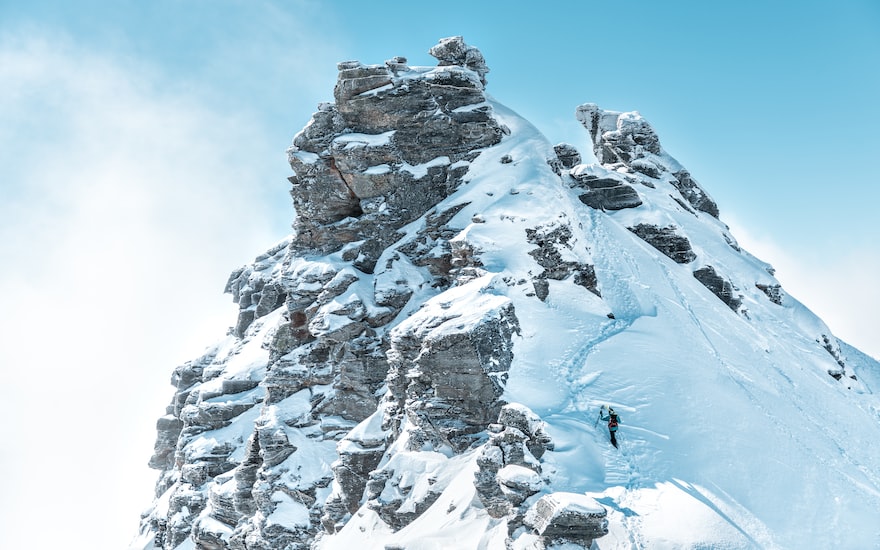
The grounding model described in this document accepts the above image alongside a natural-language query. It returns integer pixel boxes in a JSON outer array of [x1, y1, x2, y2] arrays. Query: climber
[[598, 405, 621, 448]]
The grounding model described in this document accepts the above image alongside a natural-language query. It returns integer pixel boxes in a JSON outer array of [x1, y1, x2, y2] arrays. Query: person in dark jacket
[[599, 406, 621, 448]]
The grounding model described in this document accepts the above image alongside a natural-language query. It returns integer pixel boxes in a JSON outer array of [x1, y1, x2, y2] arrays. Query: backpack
[[608, 413, 619, 429]]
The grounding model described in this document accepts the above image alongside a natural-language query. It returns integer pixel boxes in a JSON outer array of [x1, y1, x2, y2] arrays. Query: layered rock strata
[[287, 37, 504, 274]]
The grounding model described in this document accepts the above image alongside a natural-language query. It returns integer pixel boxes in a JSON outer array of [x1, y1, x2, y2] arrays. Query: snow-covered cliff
[[131, 37, 880, 550]]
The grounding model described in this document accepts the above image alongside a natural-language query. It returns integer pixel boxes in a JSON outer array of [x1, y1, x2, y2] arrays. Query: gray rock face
[[553, 143, 581, 170], [672, 169, 719, 218], [396, 202, 477, 288], [629, 223, 697, 264], [570, 171, 643, 211], [149, 415, 183, 471], [352, 285, 520, 531], [474, 404, 552, 519], [523, 493, 608, 548], [225, 239, 290, 337], [693, 265, 742, 310], [286, 37, 504, 273], [321, 414, 386, 532], [384, 288, 520, 454]]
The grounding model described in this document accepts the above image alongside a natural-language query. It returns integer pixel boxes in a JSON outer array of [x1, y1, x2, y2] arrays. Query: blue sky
[[0, 1, 877, 548]]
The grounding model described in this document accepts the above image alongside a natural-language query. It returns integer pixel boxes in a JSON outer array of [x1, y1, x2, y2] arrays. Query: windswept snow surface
[[319, 98, 880, 549]]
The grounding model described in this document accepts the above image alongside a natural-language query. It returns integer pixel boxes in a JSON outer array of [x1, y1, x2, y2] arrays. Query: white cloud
[[0, 32, 293, 549]]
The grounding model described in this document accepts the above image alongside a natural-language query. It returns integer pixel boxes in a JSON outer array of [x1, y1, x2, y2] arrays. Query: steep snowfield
[[319, 98, 880, 548]]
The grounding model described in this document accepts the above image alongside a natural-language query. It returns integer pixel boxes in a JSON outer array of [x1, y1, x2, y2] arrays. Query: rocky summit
[[132, 37, 880, 550]]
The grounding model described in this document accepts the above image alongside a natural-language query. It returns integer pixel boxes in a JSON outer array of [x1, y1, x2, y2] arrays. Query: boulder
[[553, 143, 581, 170], [428, 35, 490, 85], [474, 404, 552, 518], [523, 493, 608, 547]]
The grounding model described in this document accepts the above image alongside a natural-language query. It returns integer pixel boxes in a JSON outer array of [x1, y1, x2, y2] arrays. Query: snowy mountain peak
[[285, 36, 503, 275], [132, 37, 880, 550]]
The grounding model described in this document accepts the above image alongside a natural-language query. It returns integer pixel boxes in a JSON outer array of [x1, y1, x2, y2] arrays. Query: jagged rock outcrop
[[526, 223, 599, 300], [428, 35, 490, 85], [671, 168, 719, 218], [756, 282, 784, 305], [568, 104, 757, 316], [135, 37, 554, 550], [575, 103, 719, 218], [384, 282, 519, 453], [819, 333, 850, 381], [225, 240, 290, 337], [321, 412, 387, 532], [354, 280, 520, 530], [286, 35, 505, 274], [474, 404, 552, 519]]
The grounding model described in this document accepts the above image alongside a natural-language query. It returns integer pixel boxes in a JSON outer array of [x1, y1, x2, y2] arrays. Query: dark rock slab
[[571, 172, 642, 211], [629, 223, 696, 264], [693, 265, 741, 310]]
